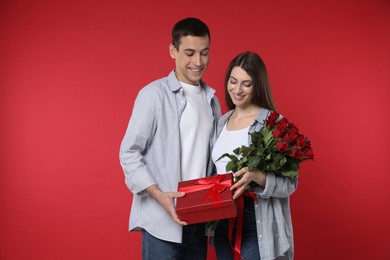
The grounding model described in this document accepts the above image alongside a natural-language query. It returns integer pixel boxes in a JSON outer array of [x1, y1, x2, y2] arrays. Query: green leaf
[[279, 157, 287, 167], [256, 146, 265, 155], [241, 145, 255, 156], [248, 155, 261, 171], [216, 153, 230, 162], [241, 157, 248, 163], [229, 154, 240, 162], [263, 130, 274, 144], [250, 131, 263, 145], [273, 154, 287, 167], [232, 147, 240, 155], [266, 163, 277, 172], [257, 160, 266, 172], [283, 158, 300, 171], [226, 161, 237, 172]]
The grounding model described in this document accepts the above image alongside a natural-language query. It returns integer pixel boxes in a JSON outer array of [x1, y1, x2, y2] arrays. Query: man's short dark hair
[[172, 17, 210, 50]]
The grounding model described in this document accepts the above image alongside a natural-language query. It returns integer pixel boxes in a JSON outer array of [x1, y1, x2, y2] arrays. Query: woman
[[211, 51, 297, 260]]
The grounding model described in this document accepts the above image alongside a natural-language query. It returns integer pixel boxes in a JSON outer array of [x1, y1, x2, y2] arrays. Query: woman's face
[[227, 66, 254, 108]]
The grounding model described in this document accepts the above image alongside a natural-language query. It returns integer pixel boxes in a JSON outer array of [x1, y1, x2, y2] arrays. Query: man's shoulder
[[144, 76, 168, 89], [140, 71, 180, 94], [139, 76, 171, 96]]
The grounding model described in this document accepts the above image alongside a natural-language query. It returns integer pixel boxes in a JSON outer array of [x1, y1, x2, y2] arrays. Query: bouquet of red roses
[[218, 111, 314, 181]]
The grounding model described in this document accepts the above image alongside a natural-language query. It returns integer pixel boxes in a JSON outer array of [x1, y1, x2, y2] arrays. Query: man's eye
[[201, 52, 209, 56]]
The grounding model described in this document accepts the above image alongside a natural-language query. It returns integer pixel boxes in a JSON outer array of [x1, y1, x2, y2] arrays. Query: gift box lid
[[176, 174, 234, 213]]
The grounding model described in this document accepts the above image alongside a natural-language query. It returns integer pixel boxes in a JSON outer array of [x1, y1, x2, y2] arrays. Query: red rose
[[290, 148, 303, 159], [273, 126, 284, 139], [303, 147, 314, 160], [294, 134, 306, 148], [282, 130, 296, 143], [273, 118, 288, 139], [289, 123, 299, 134], [266, 111, 279, 127], [276, 141, 289, 152], [302, 139, 311, 149]]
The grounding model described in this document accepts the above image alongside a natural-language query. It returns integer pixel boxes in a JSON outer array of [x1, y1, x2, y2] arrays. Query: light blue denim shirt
[[119, 70, 221, 243], [217, 108, 297, 260]]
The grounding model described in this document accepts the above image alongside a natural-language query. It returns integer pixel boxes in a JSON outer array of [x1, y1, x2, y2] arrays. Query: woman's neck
[[226, 105, 261, 131], [231, 105, 261, 119]]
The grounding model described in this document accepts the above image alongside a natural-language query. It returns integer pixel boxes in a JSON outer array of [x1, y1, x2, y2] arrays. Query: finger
[[233, 169, 244, 177], [172, 192, 186, 198], [172, 212, 188, 225], [230, 181, 241, 191], [175, 218, 188, 226], [233, 187, 244, 200], [232, 179, 250, 196], [234, 167, 248, 177], [231, 175, 247, 190]]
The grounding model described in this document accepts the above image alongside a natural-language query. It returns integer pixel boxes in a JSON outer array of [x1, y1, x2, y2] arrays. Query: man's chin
[[189, 74, 204, 84]]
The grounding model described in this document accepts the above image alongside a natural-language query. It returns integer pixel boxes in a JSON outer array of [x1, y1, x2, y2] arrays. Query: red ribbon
[[229, 191, 257, 260], [178, 174, 231, 203]]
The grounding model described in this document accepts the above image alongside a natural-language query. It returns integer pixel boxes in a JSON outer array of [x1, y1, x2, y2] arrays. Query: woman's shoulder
[[218, 110, 234, 125], [255, 108, 271, 122]]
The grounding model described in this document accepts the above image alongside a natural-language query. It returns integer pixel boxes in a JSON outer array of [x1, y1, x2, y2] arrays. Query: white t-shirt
[[212, 123, 250, 174], [179, 82, 213, 181]]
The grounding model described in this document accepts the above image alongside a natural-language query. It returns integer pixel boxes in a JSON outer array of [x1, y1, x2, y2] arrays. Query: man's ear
[[169, 44, 177, 59]]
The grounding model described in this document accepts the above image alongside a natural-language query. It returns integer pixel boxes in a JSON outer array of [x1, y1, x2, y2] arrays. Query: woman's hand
[[230, 167, 266, 199]]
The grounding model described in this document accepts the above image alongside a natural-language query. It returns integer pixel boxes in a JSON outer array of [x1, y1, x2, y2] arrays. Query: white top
[[212, 122, 250, 174], [179, 82, 213, 181]]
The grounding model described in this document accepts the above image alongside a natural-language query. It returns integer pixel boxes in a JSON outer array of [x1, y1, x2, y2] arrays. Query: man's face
[[169, 35, 210, 86]]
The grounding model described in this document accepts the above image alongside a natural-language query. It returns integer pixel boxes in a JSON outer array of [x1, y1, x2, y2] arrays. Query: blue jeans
[[142, 223, 207, 260], [214, 196, 260, 260]]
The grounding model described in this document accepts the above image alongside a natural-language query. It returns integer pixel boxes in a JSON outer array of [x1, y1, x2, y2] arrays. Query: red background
[[1, 1, 389, 259]]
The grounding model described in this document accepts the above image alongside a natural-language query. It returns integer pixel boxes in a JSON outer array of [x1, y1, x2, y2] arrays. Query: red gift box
[[175, 173, 236, 224]]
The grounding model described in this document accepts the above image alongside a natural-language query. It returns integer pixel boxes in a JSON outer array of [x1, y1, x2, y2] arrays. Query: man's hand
[[146, 184, 188, 225]]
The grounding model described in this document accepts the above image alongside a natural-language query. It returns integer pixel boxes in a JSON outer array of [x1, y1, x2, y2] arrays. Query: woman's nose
[[234, 84, 243, 93]]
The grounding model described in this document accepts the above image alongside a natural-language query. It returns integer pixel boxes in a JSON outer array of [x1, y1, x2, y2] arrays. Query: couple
[[119, 17, 297, 260]]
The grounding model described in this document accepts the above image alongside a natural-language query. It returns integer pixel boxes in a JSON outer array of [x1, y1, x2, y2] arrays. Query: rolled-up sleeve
[[256, 173, 298, 199]]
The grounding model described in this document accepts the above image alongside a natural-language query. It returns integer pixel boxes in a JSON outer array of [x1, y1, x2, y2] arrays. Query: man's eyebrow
[[183, 48, 209, 52]]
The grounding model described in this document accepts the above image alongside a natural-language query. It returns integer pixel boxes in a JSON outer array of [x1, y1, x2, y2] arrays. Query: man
[[119, 17, 221, 259]]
